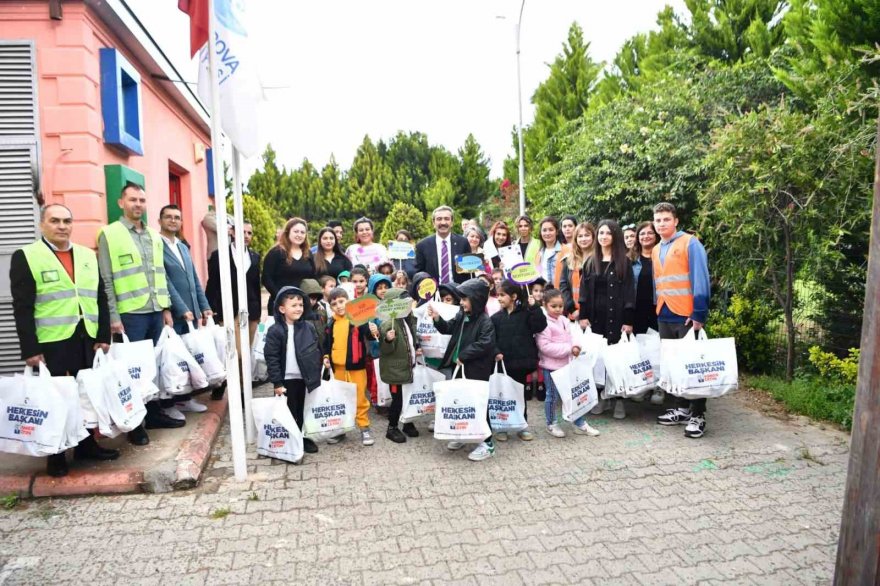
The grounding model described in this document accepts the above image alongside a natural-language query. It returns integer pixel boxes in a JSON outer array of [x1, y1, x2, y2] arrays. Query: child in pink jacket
[[536, 290, 600, 438]]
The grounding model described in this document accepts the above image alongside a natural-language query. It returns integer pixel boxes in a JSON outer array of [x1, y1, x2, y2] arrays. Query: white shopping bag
[[251, 317, 274, 381], [57, 374, 87, 450], [432, 365, 491, 442], [636, 328, 662, 383], [98, 352, 147, 433], [488, 361, 527, 432], [659, 329, 739, 399], [303, 368, 357, 440], [204, 316, 227, 364], [253, 396, 304, 464], [604, 334, 655, 398], [400, 361, 445, 423], [413, 301, 453, 360], [80, 351, 122, 438], [182, 321, 226, 386], [155, 326, 207, 396], [374, 359, 392, 407], [576, 327, 607, 386], [110, 333, 159, 403], [0, 364, 69, 456], [75, 366, 100, 430], [551, 354, 599, 422]]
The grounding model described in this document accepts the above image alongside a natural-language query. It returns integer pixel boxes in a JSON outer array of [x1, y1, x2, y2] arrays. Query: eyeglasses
[[622, 224, 636, 231]]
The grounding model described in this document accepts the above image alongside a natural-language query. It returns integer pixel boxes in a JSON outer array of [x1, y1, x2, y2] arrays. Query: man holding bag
[[10, 204, 119, 477], [652, 202, 711, 438], [159, 204, 213, 420], [98, 183, 177, 446]]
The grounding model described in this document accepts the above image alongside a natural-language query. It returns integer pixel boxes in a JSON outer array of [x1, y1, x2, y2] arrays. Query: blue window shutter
[[99, 48, 144, 156]]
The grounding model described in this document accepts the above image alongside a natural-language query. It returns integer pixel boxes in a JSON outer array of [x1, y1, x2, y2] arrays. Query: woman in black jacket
[[491, 280, 547, 441], [262, 218, 317, 313], [578, 219, 636, 419], [264, 286, 324, 454]]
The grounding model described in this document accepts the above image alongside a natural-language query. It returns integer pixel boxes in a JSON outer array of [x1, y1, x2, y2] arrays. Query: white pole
[[515, 0, 526, 216], [207, 0, 248, 481], [231, 147, 255, 443]]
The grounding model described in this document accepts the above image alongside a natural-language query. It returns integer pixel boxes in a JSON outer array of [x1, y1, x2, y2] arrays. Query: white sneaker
[[162, 406, 185, 421], [574, 421, 601, 436], [326, 434, 344, 444], [547, 424, 565, 438], [468, 442, 495, 462], [447, 441, 465, 451], [176, 399, 207, 413], [613, 400, 626, 420], [494, 432, 509, 442], [631, 394, 644, 403], [591, 399, 607, 415], [361, 429, 375, 446], [650, 390, 666, 405]]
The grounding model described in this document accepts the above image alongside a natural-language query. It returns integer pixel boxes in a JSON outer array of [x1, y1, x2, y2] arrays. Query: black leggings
[[389, 384, 403, 427], [284, 379, 306, 430]]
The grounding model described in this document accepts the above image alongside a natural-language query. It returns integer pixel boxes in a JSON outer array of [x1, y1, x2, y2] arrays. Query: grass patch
[[0, 494, 20, 510], [209, 507, 231, 519], [748, 374, 855, 430], [247, 492, 259, 502]]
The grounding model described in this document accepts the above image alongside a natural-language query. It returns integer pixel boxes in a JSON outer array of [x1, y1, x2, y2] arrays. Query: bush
[[749, 374, 855, 430], [808, 346, 859, 386], [378, 202, 431, 245], [226, 194, 282, 257], [708, 294, 777, 373]]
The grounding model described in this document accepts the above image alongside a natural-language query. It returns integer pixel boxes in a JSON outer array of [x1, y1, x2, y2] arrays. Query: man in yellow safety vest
[[10, 204, 118, 477], [97, 182, 177, 446]]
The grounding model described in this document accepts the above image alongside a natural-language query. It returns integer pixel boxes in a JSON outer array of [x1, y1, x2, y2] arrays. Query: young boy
[[323, 287, 377, 446], [337, 271, 351, 284], [529, 277, 546, 307], [428, 278, 497, 462], [350, 266, 369, 299], [366, 274, 392, 405], [299, 279, 328, 350], [379, 288, 422, 443], [318, 275, 336, 304], [263, 286, 324, 456]]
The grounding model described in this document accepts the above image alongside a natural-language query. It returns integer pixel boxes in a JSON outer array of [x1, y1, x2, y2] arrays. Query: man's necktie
[[441, 239, 451, 284]]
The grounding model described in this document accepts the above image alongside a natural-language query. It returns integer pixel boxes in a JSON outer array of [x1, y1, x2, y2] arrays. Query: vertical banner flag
[[178, 0, 209, 57], [197, 0, 263, 158]]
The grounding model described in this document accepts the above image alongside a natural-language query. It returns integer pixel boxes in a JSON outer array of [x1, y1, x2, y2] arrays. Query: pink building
[[0, 0, 215, 372]]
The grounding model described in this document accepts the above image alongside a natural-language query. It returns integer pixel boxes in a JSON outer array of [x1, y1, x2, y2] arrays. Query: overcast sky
[[125, 0, 687, 180]]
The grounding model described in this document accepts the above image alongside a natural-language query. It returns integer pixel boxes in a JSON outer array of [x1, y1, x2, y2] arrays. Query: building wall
[[0, 1, 212, 280]]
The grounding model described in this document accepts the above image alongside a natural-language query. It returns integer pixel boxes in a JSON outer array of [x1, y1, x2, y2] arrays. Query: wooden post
[[834, 117, 880, 584]]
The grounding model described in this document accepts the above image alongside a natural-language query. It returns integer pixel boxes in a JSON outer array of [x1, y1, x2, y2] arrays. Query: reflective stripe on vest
[[652, 234, 694, 317], [100, 222, 170, 314], [21, 241, 100, 343]]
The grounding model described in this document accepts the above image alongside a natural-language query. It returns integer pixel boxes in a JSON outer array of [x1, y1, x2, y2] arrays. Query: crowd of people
[[11, 183, 710, 474]]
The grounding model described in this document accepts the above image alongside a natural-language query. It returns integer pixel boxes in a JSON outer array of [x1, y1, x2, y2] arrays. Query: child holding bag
[[378, 288, 422, 443], [536, 290, 600, 438], [491, 280, 547, 442], [428, 278, 497, 461], [264, 287, 324, 455]]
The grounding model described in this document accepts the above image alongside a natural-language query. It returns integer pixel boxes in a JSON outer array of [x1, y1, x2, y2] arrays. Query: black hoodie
[[264, 286, 323, 391], [435, 278, 496, 381]]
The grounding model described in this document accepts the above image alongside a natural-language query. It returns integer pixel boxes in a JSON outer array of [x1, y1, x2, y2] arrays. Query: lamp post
[[515, 0, 526, 216]]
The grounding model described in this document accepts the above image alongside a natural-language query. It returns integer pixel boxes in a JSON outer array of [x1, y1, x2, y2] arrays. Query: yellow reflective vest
[[100, 221, 169, 314]]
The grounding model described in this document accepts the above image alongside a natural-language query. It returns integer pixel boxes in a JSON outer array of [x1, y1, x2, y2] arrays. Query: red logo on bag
[[453, 422, 468, 430]]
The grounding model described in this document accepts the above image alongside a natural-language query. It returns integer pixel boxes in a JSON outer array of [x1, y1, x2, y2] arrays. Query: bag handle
[[187, 321, 197, 334], [451, 363, 466, 379], [120, 333, 131, 344], [205, 315, 217, 328], [493, 360, 509, 377]]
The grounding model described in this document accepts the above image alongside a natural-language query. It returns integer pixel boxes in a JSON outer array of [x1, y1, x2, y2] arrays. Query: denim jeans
[[120, 311, 165, 345], [543, 368, 586, 427]]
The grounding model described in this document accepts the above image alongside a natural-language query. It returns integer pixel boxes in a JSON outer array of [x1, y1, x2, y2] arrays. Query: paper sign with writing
[[387, 241, 416, 260], [508, 262, 540, 285], [349, 244, 387, 268], [375, 298, 413, 321], [345, 295, 379, 326], [497, 245, 524, 270], [455, 254, 484, 274], [416, 277, 437, 300]]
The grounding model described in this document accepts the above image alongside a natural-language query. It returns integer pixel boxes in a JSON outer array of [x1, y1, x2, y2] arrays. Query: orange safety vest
[[552, 244, 571, 289], [652, 234, 693, 317]]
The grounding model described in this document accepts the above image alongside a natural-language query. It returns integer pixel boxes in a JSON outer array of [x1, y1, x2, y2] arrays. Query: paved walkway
[[0, 386, 849, 585]]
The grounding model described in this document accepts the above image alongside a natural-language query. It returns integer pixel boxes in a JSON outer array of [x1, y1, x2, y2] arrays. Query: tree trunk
[[783, 220, 795, 382]]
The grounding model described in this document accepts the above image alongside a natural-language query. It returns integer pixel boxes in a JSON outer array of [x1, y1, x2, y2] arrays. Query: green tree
[[320, 155, 346, 221], [423, 177, 457, 212], [287, 158, 324, 221], [247, 144, 286, 212], [225, 193, 282, 257], [347, 135, 394, 220], [384, 131, 433, 207], [378, 202, 430, 244], [685, 0, 786, 62], [456, 134, 494, 217]]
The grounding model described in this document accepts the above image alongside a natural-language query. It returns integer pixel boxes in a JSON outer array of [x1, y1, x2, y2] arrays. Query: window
[[99, 48, 144, 155]]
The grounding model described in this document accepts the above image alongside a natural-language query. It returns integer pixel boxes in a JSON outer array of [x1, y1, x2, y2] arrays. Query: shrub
[[226, 194, 282, 257], [708, 294, 777, 373], [378, 202, 431, 244], [749, 374, 855, 430], [808, 346, 859, 386]]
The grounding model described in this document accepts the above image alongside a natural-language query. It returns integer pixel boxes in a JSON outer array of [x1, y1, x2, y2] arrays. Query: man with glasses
[[159, 204, 213, 419]]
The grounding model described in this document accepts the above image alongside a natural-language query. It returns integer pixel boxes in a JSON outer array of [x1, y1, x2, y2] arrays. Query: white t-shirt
[[284, 324, 302, 380]]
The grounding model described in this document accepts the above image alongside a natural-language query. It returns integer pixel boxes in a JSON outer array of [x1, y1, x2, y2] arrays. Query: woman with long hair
[[559, 215, 578, 245], [313, 226, 352, 279], [528, 216, 563, 284], [489, 221, 512, 270], [558, 222, 595, 320], [579, 219, 635, 419], [630, 220, 664, 405], [262, 217, 316, 311], [344, 217, 388, 271]]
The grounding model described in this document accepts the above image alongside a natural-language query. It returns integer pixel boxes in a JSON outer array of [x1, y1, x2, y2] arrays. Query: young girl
[[476, 273, 501, 316], [536, 289, 600, 438], [579, 219, 635, 420], [558, 222, 596, 321], [392, 269, 410, 291], [492, 280, 547, 442]]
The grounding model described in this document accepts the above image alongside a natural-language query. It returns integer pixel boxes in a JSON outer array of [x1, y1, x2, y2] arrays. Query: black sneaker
[[386, 427, 407, 443], [46, 453, 68, 477], [211, 381, 226, 401], [127, 425, 150, 445], [145, 412, 186, 429], [684, 416, 706, 438], [303, 438, 318, 453], [657, 407, 692, 426], [402, 423, 419, 437], [74, 436, 120, 461]]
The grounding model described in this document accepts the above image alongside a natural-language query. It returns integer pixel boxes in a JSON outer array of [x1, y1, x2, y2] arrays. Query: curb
[[6, 394, 228, 499]]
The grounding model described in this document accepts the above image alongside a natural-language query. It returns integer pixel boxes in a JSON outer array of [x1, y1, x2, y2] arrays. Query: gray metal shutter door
[[0, 41, 40, 374]]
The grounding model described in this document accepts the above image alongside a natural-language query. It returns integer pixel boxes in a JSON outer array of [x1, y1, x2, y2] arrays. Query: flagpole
[[231, 147, 255, 443], [207, 0, 248, 481]]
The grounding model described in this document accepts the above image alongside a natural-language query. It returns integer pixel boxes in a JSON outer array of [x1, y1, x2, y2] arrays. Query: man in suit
[[205, 220, 261, 396], [414, 205, 470, 285], [159, 204, 213, 420], [10, 204, 120, 477]]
